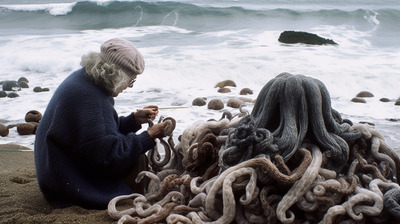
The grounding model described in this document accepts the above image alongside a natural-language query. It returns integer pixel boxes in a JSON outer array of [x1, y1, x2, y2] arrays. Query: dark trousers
[[124, 154, 149, 194]]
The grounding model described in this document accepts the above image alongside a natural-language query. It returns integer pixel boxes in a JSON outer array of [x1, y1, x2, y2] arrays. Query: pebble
[[240, 88, 253, 95], [192, 97, 207, 106], [208, 99, 224, 110], [215, 80, 236, 88], [356, 91, 374, 98], [351, 97, 366, 103]]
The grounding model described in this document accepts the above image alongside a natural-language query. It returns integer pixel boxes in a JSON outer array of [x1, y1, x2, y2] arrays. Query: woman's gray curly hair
[[80, 52, 132, 95]]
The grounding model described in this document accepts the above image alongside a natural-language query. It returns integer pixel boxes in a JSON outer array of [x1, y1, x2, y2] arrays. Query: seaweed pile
[[108, 73, 400, 224]]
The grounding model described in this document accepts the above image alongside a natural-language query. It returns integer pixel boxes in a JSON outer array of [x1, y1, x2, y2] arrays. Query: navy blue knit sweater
[[34, 68, 154, 209]]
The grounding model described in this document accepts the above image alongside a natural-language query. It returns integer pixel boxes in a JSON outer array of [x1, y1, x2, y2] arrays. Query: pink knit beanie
[[100, 38, 145, 76]]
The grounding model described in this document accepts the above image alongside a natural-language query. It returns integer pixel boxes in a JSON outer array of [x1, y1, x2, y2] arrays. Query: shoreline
[[0, 145, 115, 224]]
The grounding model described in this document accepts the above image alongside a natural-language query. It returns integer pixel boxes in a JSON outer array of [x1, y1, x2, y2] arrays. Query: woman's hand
[[134, 105, 159, 124], [147, 122, 168, 139]]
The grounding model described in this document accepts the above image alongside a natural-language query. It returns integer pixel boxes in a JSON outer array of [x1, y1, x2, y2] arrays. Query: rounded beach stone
[[218, 87, 231, 93], [208, 99, 224, 110], [240, 88, 253, 95], [215, 80, 236, 88], [18, 81, 29, 88], [351, 97, 366, 103], [18, 77, 29, 83], [356, 91, 374, 98], [2, 80, 21, 91], [25, 110, 42, 123], [42, 87, 50, 91], [7, 92, 19, 98], [380, 98, 390, 102], [0, 123, 9, 137], [0, 91, 7, 98], [227, 98, 245, 108], [33, 86, 43, 92], [192, 97, 207, 106], [395, 98, 400, 106], [17, 122, 39, 135]]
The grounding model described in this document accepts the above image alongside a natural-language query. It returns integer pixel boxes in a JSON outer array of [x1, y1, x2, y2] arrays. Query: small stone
[[351, 97, 366, 103], [380, 98, 390, 102], [240, 88, 253, 95], [33, 87, 43, 92], [227, 98, 245, 108], [192, 97, 207, 106], [2, 80, 21, 91], [208, 99, 224, 110], [18, 77, 29, 83], [0, 123, 9, 137], [18, 81, 29, 88], [395, 98, 400, 106], [7, 92, 19, 98], [42, 87, 50, 91], [356, 91, 374, 98], [218, 88, 231, 93], [25, 110, 42, 123], [215, 80, 236, 88], [0, 91, 7, 98], [17, 122, 39, 135]]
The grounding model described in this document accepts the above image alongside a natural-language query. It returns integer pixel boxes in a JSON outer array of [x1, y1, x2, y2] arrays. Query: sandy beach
[[0, 144, 115, 224]]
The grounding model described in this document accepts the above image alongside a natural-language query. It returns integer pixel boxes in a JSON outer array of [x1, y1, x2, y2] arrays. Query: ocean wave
[[0, 1, 399, 31]]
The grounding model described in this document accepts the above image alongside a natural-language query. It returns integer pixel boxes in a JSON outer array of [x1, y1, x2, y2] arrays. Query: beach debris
[[239, 87, 253, 95], [192, 97, 207, 106], [215, 80, 236, 88], [0, 123, 9, 137], [108, 73, 400, 224], [207, 98, 224, 110], [278, 31, 337, 45], [356, 91, 374, 98]]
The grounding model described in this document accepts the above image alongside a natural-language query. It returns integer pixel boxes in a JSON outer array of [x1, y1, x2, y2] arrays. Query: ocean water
[[0, 0, 399, 149]]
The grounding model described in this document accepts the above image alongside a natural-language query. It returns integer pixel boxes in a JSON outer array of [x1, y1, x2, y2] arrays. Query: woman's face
[[113, 76, 136, 97]]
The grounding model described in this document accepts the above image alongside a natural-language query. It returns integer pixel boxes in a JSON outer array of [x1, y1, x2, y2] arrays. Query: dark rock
[[33, 87, 43, 92], [351, 97, 366, 103], [208, 99, 224, 110], [7, 92, 19, 98], [18, 77, 29, 83], [218, 87, 231, 93], [2, 80, 21, 91], [192, 97, 207, 106], [0, 91, 7, 98], [25, 110, 42, 123], [356, 91, 374, 98], [380, 98, 390, 102], [215, 80, 236, 88], [18, 81, 29, 88], [395, 98, 400, 106], [0, 123, 9, 137], [42, 87, 50, 91], [240, 88, 253, 95], [278, 31, 337, 45], [227, 98, 245, 108]]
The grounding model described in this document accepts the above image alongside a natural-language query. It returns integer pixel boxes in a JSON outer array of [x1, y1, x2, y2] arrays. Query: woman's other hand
[[134, 105, 159, 124]]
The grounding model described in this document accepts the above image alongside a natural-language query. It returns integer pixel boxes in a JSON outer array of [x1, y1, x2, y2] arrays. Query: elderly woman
[[34, 38, 168, 209]]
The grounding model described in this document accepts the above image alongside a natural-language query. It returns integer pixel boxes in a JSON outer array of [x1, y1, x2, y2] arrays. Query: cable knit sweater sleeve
[[34, 68, 154, 209]]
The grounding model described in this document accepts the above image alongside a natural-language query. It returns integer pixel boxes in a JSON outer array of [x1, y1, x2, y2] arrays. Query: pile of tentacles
[[108, 73, 400, 224]]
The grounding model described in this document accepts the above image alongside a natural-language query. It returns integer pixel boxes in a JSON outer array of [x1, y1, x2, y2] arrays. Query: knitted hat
[[100, 38, 145, 76]]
